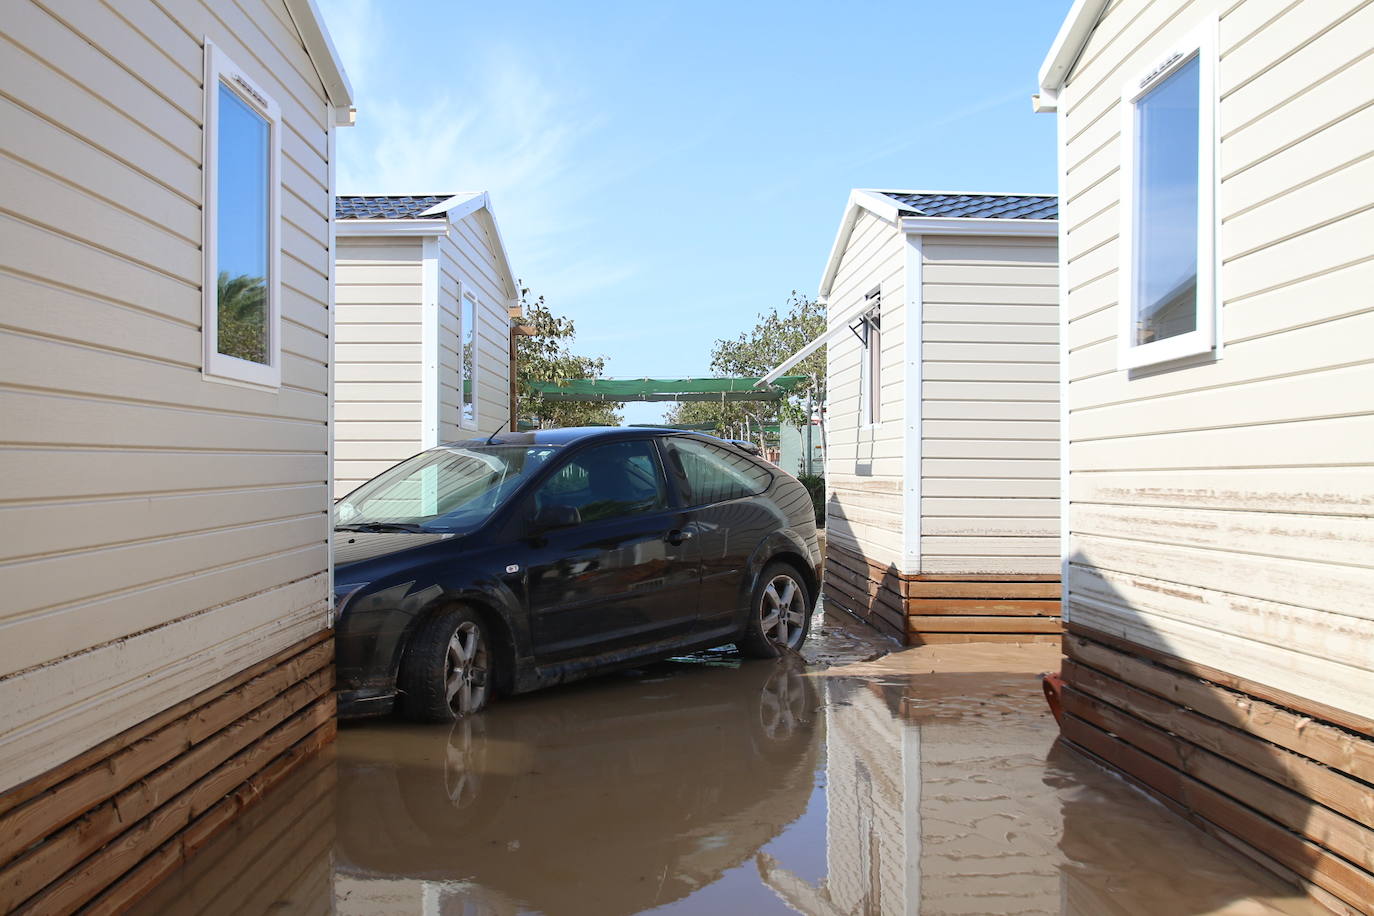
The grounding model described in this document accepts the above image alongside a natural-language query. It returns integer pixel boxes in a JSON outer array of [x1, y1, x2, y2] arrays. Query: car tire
[[399, 605, 495, 722], [737, 562, 813, 658]]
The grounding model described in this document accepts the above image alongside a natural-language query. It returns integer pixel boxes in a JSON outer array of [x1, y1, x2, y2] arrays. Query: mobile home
[[0, 0, 352, 908], [334, 193, 518, 497], [1037, 0, 1374, 911]]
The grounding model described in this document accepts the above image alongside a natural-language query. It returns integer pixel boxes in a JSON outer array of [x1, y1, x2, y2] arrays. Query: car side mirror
[[529, 504, 581, 535]]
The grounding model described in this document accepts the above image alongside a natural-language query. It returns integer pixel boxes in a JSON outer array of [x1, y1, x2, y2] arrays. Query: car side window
[[532, 439, 668, 523], [666, 437, 772, 506]]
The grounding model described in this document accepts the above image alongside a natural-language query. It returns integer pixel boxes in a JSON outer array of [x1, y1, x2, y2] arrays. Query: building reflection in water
[[132, 649, 1318, 916], [762, 664, 1317, 916]]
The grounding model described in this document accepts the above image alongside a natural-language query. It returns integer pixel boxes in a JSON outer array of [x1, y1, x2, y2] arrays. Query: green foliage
[[515, 284, 623, 428], [216, 271, 267, 364], [664, 291, 825, 437], [796, 473, 825, 525]]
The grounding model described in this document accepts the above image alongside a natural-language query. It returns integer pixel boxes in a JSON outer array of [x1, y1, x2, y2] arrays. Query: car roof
[[440, 426, 693, 448]]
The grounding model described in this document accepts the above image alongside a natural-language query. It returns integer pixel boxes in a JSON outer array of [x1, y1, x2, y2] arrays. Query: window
[[461, 292, 477, 428], [1119, 22, 1217, 369], [203, 41, 281, 387], [531, 440, 667, 523], [666, 437, 772, 506], [857, 289, 882, 424]]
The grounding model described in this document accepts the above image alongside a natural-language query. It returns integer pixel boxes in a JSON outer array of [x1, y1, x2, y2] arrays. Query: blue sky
[[319, 0, 1069, 423]]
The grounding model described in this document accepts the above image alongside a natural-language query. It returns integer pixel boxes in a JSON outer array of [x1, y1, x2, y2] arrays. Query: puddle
[[133, 610, 1324, 915]]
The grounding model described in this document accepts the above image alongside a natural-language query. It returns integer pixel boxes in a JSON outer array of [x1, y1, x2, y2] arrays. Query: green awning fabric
[[525, 376, 808, 403]]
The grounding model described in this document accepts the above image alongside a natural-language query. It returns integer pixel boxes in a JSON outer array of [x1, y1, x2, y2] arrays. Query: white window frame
[[857, 288, 882, 427], [1117, 18, 1218, 371], [203, 40, 282, 388], [460, 290, 479, 430]]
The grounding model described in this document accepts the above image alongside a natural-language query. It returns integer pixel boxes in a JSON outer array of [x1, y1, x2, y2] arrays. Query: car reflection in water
[[334, 656, 821, 916]]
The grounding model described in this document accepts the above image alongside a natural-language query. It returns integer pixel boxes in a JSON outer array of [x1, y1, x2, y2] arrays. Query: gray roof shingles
[[335, 195, 455, 220], [878, 191, 1057, 220]]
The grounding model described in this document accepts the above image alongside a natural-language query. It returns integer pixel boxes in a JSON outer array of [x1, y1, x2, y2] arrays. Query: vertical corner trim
[[902, 233, 924, 576], [420, 237, 441, 450]]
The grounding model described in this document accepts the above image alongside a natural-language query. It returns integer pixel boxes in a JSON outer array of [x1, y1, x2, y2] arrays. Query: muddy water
[[134, 611, 1325, 916]]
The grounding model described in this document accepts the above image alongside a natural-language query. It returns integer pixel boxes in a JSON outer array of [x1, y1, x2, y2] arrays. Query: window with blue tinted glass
[[1132, 56, 1199, 347], [216, 83, 272, 365]]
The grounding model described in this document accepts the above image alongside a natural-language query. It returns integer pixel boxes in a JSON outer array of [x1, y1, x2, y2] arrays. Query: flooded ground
[[134, 608, 1325, 915]]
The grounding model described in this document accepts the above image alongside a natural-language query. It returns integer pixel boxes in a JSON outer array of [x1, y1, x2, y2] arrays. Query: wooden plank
[[0, 674, 332, 910], [1062, 685, 1374, 871], [907, 616, 1063, 634], [905, 598, 1061, 616], [1065, 623, 1374, 738], [0, 631, 331, 819], [13, 699, 336, 915], [1063, 635, 1374, 784], [902, 580, 1061, 599], [1060, 713, 1374, 912], [0, 639, 333, 867], [823, 559, 904, 615], [907, 633, 1062, 646], [823, 579, 905, 638], [909, 573, 1060, 582], [81, 720, 336, 916]]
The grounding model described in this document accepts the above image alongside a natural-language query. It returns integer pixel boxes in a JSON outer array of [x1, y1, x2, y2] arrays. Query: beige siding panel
[[1057, 0, 1374, 718], [825, 207, 907, 567], [0, 574, 328, 793], [923, 497, 1059, 518], [0, 0, 335, 795], [437, 213, 511, 440]]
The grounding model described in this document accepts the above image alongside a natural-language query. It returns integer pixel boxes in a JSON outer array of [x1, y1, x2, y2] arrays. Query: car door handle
[[665, 529, 694, 546]]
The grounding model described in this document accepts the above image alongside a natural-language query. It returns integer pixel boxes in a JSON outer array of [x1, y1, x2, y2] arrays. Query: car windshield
[[335, 445, 560, 534]]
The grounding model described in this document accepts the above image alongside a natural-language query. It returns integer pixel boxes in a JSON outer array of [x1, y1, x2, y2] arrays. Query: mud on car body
[[332, 427, 823, 721]]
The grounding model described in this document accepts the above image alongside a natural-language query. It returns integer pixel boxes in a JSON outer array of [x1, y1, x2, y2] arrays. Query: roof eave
[[335, 218, 449, 237], [898, 216, 1059, 237], [817, 190, 912, 298], [283, 0, 355, 125], [1036, 0, 1111, 109]]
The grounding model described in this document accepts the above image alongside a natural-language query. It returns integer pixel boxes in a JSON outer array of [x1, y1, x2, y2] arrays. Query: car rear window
[[666, 437, 772, 505]]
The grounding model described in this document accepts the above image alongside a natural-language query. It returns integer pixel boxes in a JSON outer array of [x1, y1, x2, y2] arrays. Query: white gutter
[[1035, 0, 1110, 112], [898, 216, 1058, 237], [336, 218, 448, 237]]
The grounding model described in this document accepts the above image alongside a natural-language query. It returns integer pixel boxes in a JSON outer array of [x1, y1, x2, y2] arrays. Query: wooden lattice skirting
[[0, 630, 337, 914]]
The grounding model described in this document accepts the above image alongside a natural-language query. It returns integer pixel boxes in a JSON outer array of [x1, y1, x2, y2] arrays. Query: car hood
[[335, 531, 456, 568]]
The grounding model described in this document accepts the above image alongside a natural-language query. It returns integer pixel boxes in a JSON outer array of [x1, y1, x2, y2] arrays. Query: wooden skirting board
[[1060, 624, 1374, 915], [824, 542, 1062, 646], [0, 630, 337, 914]]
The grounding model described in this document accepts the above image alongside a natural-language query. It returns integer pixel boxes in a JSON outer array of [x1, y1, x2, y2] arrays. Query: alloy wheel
[[759, 574, 807, 649], [444, 621, 490, 717]]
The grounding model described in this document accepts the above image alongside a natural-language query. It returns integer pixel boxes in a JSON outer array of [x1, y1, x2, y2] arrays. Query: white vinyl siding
[[1057, 0, 1374, 718], [0, 0, 335, 792], [334, 208, 513, 496], [920, 235, 1061, 575], [437, 211, 512, 442], [334, 238, 424, 497], [826, 210, 906, 569]]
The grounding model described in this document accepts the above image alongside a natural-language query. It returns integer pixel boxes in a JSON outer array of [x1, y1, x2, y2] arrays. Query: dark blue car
[[332, 427, 822, 720]]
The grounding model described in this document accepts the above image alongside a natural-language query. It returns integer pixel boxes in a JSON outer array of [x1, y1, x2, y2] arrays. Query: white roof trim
[[335, 218, 448, 237], [337, 192, 518, 298], [899, 216, 1058, 237], [1037, 0, 1110, 102], [418, 192, 485, 218], [282, 0, 355, 125], [818, 189, 1058, 296], [817, 190, 908, 299]]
